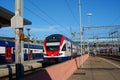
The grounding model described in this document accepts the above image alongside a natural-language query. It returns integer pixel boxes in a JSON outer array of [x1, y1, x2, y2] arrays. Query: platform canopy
[[0, 6, 32, 28]]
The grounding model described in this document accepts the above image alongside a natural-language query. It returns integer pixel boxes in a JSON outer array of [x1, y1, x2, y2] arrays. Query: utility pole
[[70, 26, 73, 40], [87, 13, 92, 54], [78, 0, 83, 67], [11, 0, 24, 79]]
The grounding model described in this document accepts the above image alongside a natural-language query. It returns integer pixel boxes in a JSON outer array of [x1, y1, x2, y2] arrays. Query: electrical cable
[[65, 0, 80, 26], [28, 0, 70, 34]]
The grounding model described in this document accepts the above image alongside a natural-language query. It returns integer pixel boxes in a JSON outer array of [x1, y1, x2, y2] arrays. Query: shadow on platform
[[19, 69, 52, 80]]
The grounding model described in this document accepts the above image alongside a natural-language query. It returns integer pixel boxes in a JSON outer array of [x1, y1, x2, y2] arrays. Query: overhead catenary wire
[[24, 6, 68, 35], [65, 0, 81, 40], [110, 15, 120, 25], [65, 0, 79, 26], [24, 6, 52, 25], [27, 0, 70, 34]]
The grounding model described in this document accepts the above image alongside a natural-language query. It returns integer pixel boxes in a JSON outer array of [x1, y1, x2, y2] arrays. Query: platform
[[0, 59, 42, 78], [69, 56, 120, 80]]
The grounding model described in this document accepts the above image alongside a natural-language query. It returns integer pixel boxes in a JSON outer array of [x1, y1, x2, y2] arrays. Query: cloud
[[29, 25, 57, 32], [24, 25, 63, 40]]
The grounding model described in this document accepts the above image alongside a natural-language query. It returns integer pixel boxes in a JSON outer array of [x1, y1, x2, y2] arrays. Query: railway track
[[0, 59, 60, 80], [100, 55, 120, 61]]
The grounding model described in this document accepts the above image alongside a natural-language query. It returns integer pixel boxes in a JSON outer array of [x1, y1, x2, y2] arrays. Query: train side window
[[62, 44, 66, 51]]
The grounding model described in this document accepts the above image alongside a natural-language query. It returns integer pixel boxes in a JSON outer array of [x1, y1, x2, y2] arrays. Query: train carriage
[[0, 39, 43, 64], [43, 34, 80, 63]]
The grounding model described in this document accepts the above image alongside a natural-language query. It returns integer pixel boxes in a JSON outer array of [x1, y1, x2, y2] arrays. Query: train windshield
[[46, 46, 59, 51], [46, 42, 60, 51]]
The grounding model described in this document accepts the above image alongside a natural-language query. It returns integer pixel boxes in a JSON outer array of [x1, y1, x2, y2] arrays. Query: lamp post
[[78, 0, 84, 67], [87, 13, 92, 27], [26, 28, 31, 60], [78, 0, 82, 53], [87, 13, 92, 28], [87, 13, 92, 54]]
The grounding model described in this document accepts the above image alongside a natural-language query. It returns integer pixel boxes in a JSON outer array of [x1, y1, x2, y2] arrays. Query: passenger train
[[89, 42, 120, 58], [99, 47, 120, 56], [0, 38, 43, 64], [43, 34, 80, 63]]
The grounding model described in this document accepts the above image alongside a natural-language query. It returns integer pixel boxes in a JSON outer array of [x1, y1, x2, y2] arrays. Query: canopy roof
[[0, 6, 31, 28]]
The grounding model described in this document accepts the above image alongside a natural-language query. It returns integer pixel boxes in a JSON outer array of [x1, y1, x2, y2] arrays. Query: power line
[[28, 0, 55, 23], [24, 6, 52, 25], [25, 6, 69, 35], [28, 0, 70, 33], [65, 0, 79, 26], [111, 15, 120, 25]]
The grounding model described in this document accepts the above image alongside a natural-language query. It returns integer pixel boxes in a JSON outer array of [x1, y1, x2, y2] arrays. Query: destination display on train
[[47, 36, 60, 42]]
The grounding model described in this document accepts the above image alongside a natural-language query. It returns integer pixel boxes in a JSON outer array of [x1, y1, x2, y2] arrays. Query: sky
[[0, 0, 120, 42]]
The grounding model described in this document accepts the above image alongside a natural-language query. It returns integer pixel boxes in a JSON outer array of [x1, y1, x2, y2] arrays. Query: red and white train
[[43, 34, 80, 63]]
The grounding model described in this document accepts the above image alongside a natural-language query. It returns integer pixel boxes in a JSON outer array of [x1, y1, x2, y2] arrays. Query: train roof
[[0, 36, 14, 41], [46, 34, 76, 44], [0, 36, 43, 45], [46, 34, 63, 38]]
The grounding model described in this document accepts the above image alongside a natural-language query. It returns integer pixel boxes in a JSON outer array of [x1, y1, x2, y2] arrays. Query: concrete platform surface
[[69, 56, 120, 80], [0, 59, 42, 78]]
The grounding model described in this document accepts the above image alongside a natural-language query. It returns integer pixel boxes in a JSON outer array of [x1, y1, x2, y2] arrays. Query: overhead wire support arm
[[84, 25, 120, 30]]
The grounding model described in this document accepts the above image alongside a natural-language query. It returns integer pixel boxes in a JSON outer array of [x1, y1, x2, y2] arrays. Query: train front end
[[43, 34, 66, 63]]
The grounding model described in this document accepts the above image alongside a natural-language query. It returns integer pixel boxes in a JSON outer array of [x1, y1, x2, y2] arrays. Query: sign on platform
[[11, 15, 23, 28], [88, 43, 93, 47]]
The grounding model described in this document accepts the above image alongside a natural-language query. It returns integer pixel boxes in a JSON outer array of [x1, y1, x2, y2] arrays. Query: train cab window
[[46, 46, 59, 51], [62, 44, 66, 51]]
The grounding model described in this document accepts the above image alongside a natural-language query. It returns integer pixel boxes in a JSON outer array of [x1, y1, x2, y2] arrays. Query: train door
[[5, 48, 12, 62], [66, 42, 71, 57], [29, 50, 33, 60]]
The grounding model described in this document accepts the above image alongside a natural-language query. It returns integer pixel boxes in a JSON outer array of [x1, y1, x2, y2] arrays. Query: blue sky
[[0, 0, 120, 41]]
